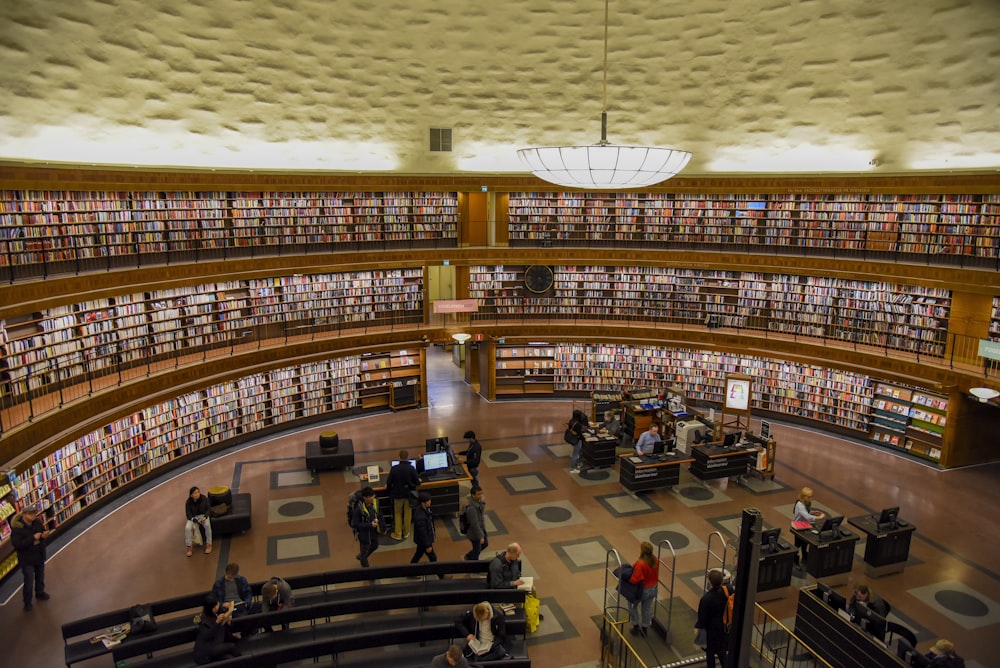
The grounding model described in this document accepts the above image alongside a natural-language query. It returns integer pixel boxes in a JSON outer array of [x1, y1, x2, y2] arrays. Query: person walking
[[410, 493, 438, 564], [696, 569, 729, 668], [10, 505, 50, 611], [462, 485, 488, 560], [351, 486, 382, 567]]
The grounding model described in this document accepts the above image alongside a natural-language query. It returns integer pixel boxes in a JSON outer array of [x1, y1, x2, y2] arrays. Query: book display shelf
[[469, 265, 952, 357], [493, 345, 556, 396], [507, 192, 1000, 267], [0, 269, 424, 417], [4, 348, 420, 533], [358, 351, 422, 410], [991, 297, 1000, 341], [0, 478, 15, 580], [548, 343, 875, 433], [0, 190, 458, 280], [869, 382, 948, 462]]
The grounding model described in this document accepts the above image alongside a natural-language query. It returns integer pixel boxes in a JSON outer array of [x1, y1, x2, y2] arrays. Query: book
[[791, 520, 812, 530], [517, 576, 534, 591]]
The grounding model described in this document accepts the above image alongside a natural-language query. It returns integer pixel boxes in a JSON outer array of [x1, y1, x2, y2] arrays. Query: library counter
[[848, 514, 917, 577], [689, 444, 758, 481], [581, 430, 619, 469], [619, 453, 693, 493], [790, 526, 860, 585], [354, 463, 472, 519]]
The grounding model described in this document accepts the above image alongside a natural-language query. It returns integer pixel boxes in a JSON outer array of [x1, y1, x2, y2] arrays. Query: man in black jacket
[[455, 601, 510, 661], [10, 506, 50, 611], [460, 430, 482, 486], [386, 450, 419, 540], [696, 569, 728, 668], [488, 543, 525, 589], [410, 493, 438, 564], [351, 487, 381, 567]]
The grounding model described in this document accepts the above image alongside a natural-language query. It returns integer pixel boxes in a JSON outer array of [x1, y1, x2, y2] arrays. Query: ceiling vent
[[430, 128, 452, 152]]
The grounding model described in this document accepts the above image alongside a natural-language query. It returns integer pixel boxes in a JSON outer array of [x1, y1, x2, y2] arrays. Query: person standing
[[410, 493, 438, 564], [185, 486, 213, 556], [792, 486, 825, 566], [696, 569, 729, 668], [627, 541, 659, 637], [462, 485, 488, 561], [10, 505, 50, 611], [566, 409, 588, 473], [430, 643, 470, 668], [386, 451, 419, 541], [352, 486, 381, 567], [460, 430, 482, 487]]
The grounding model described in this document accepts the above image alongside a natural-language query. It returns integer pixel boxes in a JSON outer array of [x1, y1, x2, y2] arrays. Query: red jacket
[[629, 559, 658, 588]]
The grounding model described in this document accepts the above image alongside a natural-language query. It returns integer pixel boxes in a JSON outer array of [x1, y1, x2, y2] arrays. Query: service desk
[[849, 514, 917, 578], [794, 587, 907, 668], [756, 541, 798, 601], [581, 430, 619, 469], [305, 438, 355, 473], [789, 526, 860, 586], [689, 444, 757, 481], [619, 453, 693, 493], [359, 463, 472, 523]]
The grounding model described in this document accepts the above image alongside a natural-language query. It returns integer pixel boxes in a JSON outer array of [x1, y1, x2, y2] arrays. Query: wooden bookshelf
[[0, 477, 16, 580], [493, 345, 556, 396], [506, 192, 1000, 267], [469, 265, 952, 357], [0, 190, 458, 280], [0, 269, 424, 414], [5, 348, 421, 532], [869, 382, 947, 462], [991, 296, 1000, 341]]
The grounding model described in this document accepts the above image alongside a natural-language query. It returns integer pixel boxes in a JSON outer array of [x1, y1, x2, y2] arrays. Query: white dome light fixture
[[969, 387, 999, 403], [516, 0, 691, 190], [451, 333, 472, 344]]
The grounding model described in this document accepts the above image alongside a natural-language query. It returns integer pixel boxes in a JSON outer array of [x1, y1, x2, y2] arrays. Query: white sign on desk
[[366, 465, 380, 483]]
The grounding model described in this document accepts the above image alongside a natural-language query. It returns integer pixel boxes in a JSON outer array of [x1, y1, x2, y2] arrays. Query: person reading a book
[[792, 487, 825, 566], [211, 563, 254, 619], [488, 542, 525, 589], [193, 594, 241, 665], [635, 424, 661, 456], [455, 601, 511, 661]]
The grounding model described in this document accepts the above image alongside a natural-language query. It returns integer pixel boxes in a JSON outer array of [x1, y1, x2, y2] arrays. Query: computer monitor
[[652, 438, 665, 455], [723, 431, 741, 447], [854, 603, 887, 642], [391, 458, 417, 469], [760, 527, 781, 554], [826, 588, 847, 612], [816, 581, 833, 602], [877, 506, 900, 530], [818, 515, 844, 541], [425, 436, 449, 453], [422, 451, 449, 472]]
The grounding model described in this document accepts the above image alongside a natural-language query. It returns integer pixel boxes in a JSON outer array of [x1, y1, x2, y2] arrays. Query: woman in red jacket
[[628, 541, 659, 636]]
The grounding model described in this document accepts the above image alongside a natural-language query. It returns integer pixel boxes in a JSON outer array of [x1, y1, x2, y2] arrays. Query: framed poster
[[725, 376, 751, 411]]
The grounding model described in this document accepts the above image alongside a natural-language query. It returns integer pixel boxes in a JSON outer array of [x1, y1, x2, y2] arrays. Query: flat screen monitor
[[723, 431, 741, 447], [826, 588, 847, 613], [422, 451, 449, 471], [426, 437, 449, 453], [760, 527, 781, 553], [855, 603, 887, 642], [391, 459, 417, 469], [818, 515, 844, 540], [652, 438, 665, 455], [877, 506, 899, 529]]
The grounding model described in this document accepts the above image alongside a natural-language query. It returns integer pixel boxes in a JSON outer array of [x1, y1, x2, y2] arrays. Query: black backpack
[[458, 504, 470, 535], [346, 490, 364, 530], [129, 603, 157, 634]]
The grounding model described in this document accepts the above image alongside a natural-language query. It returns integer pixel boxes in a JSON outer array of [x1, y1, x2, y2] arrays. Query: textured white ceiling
[[1, 0, 999, 176]]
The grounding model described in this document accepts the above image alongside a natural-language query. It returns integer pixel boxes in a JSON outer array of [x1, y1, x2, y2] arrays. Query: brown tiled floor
[[2, 346, 997, 667]]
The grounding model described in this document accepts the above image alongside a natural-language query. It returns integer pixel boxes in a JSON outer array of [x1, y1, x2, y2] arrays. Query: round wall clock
[[524, 265, 554, 294]]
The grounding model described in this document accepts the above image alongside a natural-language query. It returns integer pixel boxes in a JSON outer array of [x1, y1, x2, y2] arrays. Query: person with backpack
[[696, 569, 729, 668], [386, 450, 420, 541], [627, 541, 659, 637], [462, 485, 488, 560], [351, 486, 381, 567]]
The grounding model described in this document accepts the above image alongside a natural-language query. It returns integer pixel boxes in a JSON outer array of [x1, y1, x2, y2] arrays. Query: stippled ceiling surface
[[1, 0, 999, 177]]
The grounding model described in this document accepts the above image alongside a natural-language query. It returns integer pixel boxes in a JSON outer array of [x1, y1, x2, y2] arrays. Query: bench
[[113, 588, 529, 668], [65, 560, 496, 666], [305, 438, 356, 472], [210, 492, 252, 536]]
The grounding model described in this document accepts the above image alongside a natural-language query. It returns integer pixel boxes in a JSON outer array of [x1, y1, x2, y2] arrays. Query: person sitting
[[260, 576, 294, 631], [925, 639, 965, 668], [184, 486, 213, 556], [488, 542, 524, 589], [455, 601, 510, 661], [601, 411, 621, 438], [849, 583, 889, 618], [193, 594, 241, 665], [211, 562, 255, 619], [634, 424, 661, 456], [430, 643, 470, 668]]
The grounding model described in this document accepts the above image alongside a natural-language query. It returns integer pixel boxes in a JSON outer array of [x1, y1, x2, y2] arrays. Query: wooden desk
[[789, 526, 860, 586], [581, 430, 618, 469], [848, 514, 917, 578], [365, 463, 472, 521], [689, 444, 757, 481], [794, 587, 907, 668], [619, 453, 693, 493]]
